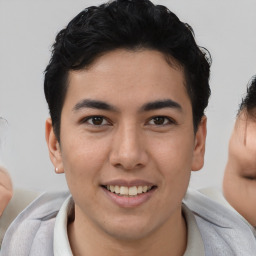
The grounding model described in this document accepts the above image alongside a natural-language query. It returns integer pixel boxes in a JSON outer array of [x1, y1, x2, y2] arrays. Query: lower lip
[[102, 187, 156, 208]]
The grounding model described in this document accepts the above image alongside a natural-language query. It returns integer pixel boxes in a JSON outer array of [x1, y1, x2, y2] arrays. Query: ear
[[191, 116, 207, 171], [45, 118, 64, 174]]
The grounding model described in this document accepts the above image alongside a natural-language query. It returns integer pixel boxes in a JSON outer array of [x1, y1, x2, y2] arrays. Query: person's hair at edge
[[238, 76, 256, 119], [44, 0, 211, 141]]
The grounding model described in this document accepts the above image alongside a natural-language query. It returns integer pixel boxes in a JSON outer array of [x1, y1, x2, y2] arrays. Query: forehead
[[65, 49, 190, 111]]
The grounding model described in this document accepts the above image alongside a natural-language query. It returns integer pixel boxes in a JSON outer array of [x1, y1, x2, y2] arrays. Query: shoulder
[[183, 188, 256, 255], [1, 191, 70, 256], [0, 188, 40, 245]]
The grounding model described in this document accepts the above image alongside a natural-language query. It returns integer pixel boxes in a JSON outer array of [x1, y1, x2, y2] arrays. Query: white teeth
[[105, 185, 153, 196], [142, 186, 148, 193], [120, 186, 128, 195], [114, 185, 120, 194], [128, 186, 137, 196]]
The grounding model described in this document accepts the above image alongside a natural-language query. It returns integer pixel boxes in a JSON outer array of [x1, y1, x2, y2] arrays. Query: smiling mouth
[[102, 185, 156, 197]]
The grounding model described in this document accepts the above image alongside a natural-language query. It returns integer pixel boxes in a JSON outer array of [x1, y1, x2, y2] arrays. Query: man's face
[[46, 49, 206, 240], [223, 111, 256, 226]]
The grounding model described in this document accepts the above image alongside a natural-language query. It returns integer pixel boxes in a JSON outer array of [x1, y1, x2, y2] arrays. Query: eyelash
[[146, 116, 176, 126], [243, 175, 256, 181], [81, 115, 176, 127], [81, 116, 111, 126]]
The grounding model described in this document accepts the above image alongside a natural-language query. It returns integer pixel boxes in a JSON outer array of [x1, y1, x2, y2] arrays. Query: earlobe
[[191, 116, 207, 171], [45, 118, 64, 174]]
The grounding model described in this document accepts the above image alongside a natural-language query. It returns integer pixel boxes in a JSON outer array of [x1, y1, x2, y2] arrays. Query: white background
[[0, 0, 255, 192]]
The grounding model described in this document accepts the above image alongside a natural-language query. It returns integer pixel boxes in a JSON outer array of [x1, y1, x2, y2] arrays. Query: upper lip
[[102, 179, 156, 187]]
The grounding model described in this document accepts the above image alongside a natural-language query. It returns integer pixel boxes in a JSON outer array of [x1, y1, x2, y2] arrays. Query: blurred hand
[[0, 166, 13, 216]]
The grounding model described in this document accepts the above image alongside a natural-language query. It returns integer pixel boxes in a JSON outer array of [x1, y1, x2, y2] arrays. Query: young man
[[223, 77, 256, 231], [1, 1, 255, 255]]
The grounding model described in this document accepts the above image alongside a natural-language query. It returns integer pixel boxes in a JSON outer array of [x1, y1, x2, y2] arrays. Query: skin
[[0, 166, 12, 216], [46, 49, 207, 256], [223, 110, 256, 227]]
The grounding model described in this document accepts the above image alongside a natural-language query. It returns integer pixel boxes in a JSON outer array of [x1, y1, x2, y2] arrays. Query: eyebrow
[[140, 99, 182, 112], [73, 99, 117, 112], [73, 98, 182, 113]]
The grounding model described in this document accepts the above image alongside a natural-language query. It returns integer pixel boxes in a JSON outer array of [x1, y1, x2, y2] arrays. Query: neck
[[68, 205, 187, 256]]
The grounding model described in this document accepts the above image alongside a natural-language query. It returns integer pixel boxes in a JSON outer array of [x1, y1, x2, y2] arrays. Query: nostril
[[114, 163, 122, 169], [114, 162, 144, 171]]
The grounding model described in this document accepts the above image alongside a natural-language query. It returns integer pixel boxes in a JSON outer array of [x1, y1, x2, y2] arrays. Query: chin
[[107, 228, 150, 241], [246, 215, 256, 227], [104, 219, 154, 241]]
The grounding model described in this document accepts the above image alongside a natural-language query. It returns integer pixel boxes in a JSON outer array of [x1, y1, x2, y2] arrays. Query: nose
[[109, 124, 148, 170]]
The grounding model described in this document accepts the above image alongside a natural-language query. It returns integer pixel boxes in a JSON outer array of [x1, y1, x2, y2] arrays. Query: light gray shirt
[[53, 196, 204, 256], [1, 189, 256, 255], [199, 187, 256, 238]]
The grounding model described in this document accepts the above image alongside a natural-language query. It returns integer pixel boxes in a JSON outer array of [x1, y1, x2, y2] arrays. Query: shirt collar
[[53, 197, 205, 256], [54, 195, 73, 256], [182, 204, 205, 256]]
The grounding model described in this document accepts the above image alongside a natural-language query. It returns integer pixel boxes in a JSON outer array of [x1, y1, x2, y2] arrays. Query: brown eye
[[84, 116, 109, 126], [91, 117, 104, 125], [148, 116, 172, 126], [153, 117, 166, 125]]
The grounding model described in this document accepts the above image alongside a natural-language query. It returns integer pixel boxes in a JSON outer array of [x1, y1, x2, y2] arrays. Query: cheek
[[237, 183, 256, 226], [246, 183, 256, 209], [151, 136, 194, 171], [223, 172, 241, 200], [60, 135, 110, 187], [149, 136, 194, 193], [224, 173, 256, 225]]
